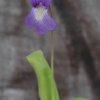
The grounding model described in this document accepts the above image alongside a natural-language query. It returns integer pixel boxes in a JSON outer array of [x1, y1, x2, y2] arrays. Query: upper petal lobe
[[28, 0, 41, 7], [41, 0, 51, 8]]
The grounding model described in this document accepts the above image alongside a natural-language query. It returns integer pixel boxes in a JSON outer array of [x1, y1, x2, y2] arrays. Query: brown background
[[0, 0, 100, 100]]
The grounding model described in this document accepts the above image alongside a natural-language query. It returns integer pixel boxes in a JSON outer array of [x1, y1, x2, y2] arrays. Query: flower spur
[[25, 0, 56, 35]]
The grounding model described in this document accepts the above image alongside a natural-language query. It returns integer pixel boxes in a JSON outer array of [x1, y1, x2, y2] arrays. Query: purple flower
[[25, 0, 56, 35]]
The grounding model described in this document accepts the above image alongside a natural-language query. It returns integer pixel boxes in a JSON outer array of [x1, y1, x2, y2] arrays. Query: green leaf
[[26, 50, 60, 100]]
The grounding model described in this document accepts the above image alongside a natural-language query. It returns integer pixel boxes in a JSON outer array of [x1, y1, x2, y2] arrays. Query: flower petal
[[25, 11, 34, 28], [28, 0, 41, 7], [25, 8, 56, 35], [41, 0, 51, 8], [34, 12, 56, 35]]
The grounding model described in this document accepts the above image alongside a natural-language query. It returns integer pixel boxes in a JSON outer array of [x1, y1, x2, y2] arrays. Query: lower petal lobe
[[25, 8, 56, 35], [33, 11, 56, 35]]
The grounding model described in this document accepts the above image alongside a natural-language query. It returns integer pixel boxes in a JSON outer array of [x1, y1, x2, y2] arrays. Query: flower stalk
[[49, 5, 55, 100], [51, 31, 55, 76], [49, 5, 55, 77]]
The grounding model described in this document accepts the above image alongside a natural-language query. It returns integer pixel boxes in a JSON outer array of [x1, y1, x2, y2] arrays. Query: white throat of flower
[[34, 6, 47, 21]]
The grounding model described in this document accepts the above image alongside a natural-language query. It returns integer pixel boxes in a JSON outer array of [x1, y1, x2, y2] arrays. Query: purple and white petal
[[41, 0, 51, 8], [28, 0, 41, 7], [25, 8, 56, 35], [33, 11, 56, 35]]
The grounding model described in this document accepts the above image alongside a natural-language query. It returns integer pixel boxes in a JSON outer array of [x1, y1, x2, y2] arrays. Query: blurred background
[[0, 0, 100, 100]]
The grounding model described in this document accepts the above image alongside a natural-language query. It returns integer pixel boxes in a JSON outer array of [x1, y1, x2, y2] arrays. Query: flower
[[25, 0, 56, 35]]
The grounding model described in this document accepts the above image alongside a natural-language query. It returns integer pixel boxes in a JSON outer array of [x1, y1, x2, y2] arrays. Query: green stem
[[49, 5, 55, 100], [49, 5, 55, 77], [51, 31, 54, 76]]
